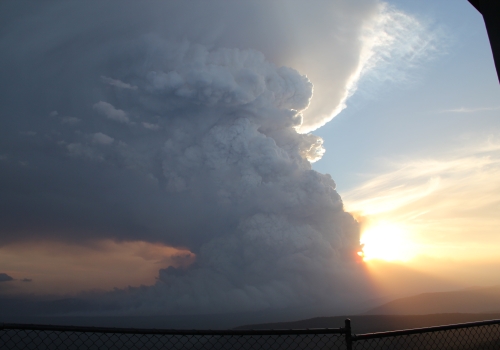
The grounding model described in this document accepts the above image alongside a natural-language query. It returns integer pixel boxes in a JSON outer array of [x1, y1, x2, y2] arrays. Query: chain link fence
[[0, 325, 346, 350], [352, 319, 500, 350], [1, 318, 499, 350]]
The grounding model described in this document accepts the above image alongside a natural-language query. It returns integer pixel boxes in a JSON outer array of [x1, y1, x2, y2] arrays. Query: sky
[[0, 0, 499, 324], [313, 0, 500, 293]]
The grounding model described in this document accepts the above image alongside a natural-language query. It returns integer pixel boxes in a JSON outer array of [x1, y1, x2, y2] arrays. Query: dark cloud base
[[0, 273, 14, 283], [0, 293, 374, 329]]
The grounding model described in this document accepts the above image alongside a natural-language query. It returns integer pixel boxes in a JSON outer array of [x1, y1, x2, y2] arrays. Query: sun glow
[[360, 222, 416, 262]]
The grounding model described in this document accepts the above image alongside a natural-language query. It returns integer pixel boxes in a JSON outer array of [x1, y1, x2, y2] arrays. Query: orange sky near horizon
[[344, 138, 500, 261], [0, 239, 195, 295], [341, 138, 500, 299]]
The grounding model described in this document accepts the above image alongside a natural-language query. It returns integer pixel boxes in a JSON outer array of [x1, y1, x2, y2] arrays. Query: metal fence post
[[345, 319, 352, 350]]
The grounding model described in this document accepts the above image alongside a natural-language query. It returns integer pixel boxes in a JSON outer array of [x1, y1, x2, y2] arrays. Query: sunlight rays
[[344, 138, 500, 263]]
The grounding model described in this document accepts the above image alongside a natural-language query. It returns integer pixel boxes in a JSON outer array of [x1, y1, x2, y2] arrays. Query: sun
[[359, 222, 416, 262]]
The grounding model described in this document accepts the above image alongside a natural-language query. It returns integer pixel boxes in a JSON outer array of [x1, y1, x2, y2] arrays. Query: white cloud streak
[[93, 101, 130, 124], [101, 76, 138, 90], [440, 106, 500, 113], [298, 3, 445, 132]]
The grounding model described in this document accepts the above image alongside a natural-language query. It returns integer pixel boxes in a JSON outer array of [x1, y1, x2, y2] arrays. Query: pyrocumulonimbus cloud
[[0, 0, 439, 316]]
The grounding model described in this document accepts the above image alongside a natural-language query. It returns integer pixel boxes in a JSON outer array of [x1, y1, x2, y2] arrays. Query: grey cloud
[[101, 76, 138, 90], [0, 0, 387, 131], [92, 132, 114, 145], [0, 0, 382, 316], [142, 122, 159, 130], [61, 116, 81, 124], [93, 101, 130, 124], [0, 273, 14, 282], [144, 47, 312, 110], [67, 143, 103, 161], [76, 42, 366, 315], [20, 131, 36, 136]]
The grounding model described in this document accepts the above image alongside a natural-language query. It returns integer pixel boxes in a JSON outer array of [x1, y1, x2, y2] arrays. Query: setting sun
[[360, 222, 417, 262]]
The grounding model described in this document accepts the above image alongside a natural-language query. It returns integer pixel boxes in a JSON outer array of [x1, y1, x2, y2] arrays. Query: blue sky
[[309, 2, 500, 292], [314, 0, 500, 192]]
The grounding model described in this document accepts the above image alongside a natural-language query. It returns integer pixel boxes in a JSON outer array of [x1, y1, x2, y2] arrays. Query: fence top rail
[[353, 318, 500, 340], [0, 323, 346, 336]]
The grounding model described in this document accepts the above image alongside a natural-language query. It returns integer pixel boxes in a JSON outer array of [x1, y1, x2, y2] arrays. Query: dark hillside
[[365, 286, 500, 315], [236, 313, 500, 334]]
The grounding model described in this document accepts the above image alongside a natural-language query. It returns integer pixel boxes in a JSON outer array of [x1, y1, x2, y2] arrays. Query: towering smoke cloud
[[54, 39, 364, 315], [97, 41, 365, 315], [0, 0, 434, 316]]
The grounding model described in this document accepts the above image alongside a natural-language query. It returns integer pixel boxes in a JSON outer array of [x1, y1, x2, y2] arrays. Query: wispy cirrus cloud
[[359, 4, 446, 83], [439, 106, 500, 113], [299, 3, 448, 132]]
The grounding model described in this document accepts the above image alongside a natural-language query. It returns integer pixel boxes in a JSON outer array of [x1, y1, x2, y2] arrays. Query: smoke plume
[[0, 0, 436, 316]]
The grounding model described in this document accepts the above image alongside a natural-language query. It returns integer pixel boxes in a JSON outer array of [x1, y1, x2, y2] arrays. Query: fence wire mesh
[[0, 327, 346, 350], [1, 319, 500, 350], [353, 322, 500, 350]]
